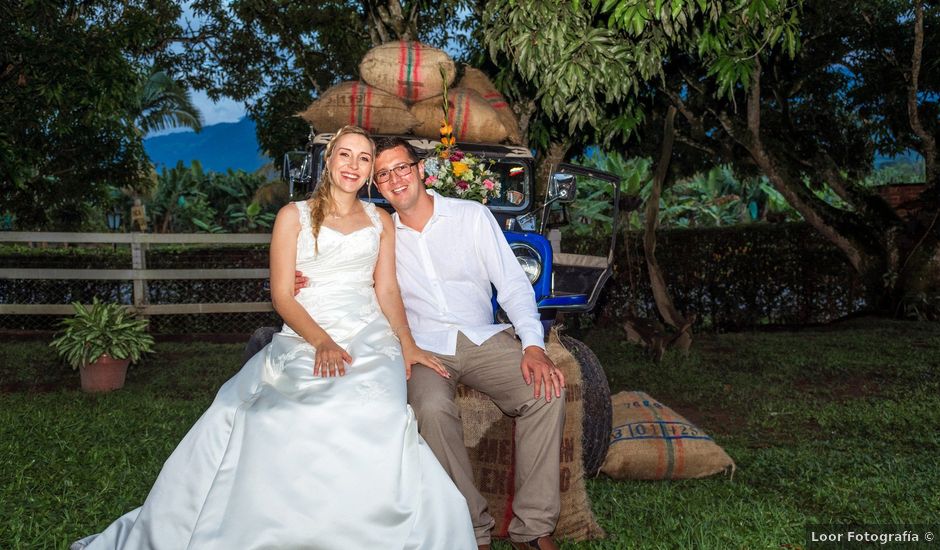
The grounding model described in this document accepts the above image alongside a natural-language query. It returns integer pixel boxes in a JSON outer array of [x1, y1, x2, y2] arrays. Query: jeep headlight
[[510, 242, 542, 284]]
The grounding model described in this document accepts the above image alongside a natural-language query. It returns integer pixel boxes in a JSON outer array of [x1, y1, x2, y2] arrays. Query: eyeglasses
[[374, 161, 418, 184]]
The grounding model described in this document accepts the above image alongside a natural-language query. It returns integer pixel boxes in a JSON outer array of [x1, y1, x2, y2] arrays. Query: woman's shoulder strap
[[294, 200, 312, 232], [361, 201, 383, 235]]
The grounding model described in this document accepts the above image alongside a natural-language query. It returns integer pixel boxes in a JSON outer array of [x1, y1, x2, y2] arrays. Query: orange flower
[[439, 122, 453, 136], [441, 136, 455, 147]]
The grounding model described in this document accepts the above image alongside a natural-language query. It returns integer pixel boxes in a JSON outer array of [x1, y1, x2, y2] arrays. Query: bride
[[72, 126, 476, 550]]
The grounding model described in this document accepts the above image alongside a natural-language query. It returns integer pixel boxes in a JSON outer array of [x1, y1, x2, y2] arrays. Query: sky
[[147, 1, 248, 138]]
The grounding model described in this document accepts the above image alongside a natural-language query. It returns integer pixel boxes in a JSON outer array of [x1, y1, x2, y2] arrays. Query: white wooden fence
[[0, 232, 274, 316]]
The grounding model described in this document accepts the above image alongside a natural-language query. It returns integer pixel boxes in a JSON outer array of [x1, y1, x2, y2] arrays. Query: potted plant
[[50, 298, 154, 392]]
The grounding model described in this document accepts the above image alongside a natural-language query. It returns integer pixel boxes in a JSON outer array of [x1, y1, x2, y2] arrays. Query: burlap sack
[[411, 88, 509, 144], [359, 41, 456, 103], [601, 391, 736, 480], [456, 329, 605, 542], [297, 81, 418, 135], [458, 67, 523, 144]]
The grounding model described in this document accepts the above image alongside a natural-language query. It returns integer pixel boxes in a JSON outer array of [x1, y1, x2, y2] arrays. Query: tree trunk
[[641, 106, 692, 351], [534, 140, 570, 199], [362, 0, 414, 45], [908, 0, 938, 186]]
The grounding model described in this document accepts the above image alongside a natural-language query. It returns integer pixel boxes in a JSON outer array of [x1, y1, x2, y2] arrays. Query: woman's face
[[327, 133, 373, 194]]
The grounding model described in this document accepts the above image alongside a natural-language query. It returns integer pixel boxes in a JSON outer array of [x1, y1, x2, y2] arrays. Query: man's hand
[[520, 346, 565, 402], [293, 270, 308, 296]]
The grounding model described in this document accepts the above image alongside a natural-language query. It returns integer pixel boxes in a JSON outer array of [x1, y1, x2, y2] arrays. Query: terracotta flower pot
[[80, 354, 130, 393]]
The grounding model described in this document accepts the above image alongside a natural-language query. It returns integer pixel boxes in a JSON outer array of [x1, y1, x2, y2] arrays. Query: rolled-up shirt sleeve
[[474, 207, 545, 350]]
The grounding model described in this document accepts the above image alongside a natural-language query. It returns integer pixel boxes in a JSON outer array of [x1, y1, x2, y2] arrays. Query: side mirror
[[548, 173, 577, 203], [282, 151, 313, 197]]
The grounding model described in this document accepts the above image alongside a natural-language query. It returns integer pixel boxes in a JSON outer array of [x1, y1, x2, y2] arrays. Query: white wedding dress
[[73, 200, 476, 550]]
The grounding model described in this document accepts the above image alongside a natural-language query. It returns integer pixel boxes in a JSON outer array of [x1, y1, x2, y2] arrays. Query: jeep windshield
[[309, 135, 534, 216]]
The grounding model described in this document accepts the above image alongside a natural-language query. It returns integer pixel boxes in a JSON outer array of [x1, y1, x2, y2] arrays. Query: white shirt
[[393, 191, 545, 355]]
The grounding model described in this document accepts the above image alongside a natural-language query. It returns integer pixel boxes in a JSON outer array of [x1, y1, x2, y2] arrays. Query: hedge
[[579, 222, 868, 330], [0, 223, 868, 333]]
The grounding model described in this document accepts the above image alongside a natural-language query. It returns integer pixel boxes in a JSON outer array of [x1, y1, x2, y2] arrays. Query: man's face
[[375, 145, 425, 213]]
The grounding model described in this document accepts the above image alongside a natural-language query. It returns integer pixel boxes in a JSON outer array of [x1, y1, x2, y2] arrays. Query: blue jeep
[[290, 134, 622, 474]]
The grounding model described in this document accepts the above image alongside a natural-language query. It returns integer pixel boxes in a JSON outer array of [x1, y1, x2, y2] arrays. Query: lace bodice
[[282, 200, 384, 340], [294, 199, 382, 277]]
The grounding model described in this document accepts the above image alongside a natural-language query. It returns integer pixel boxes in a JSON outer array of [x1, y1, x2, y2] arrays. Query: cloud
[[193, 90, 247, 126], [147, 90, 248, 137]]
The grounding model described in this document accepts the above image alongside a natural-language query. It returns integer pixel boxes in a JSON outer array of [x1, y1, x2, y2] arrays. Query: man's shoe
[[510, 536, 560, 550]]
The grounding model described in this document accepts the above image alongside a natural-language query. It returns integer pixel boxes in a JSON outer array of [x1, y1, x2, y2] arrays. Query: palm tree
[[133, 67, 202, 135]]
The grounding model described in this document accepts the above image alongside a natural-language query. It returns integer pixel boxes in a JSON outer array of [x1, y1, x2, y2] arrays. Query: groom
[[373, 137, 565, 550], [298, 137, 566, 550]]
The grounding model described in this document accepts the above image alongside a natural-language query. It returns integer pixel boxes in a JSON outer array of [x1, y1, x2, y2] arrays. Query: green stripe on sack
[[405, 43, 415, 101]]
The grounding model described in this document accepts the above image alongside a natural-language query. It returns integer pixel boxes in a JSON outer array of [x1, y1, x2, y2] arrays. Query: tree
[[484, 0, 800, 348], [167, 0, 476, 162], [1, 0, 184, 229], [484, 0, 940, 314], [682, 0, 940, 309], [133, 67, 203, 136]]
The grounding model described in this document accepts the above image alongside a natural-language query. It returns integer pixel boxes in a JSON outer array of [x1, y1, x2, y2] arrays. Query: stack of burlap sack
[[298, 41, 523, 144]]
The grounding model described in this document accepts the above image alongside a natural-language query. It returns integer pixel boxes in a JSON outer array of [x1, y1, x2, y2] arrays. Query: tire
[[560, 335, 612, 477]]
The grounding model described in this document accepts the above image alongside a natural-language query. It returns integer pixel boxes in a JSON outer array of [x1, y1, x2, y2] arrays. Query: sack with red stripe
[[359, 41, 456, 103], [411, 88, 509, 144], [456, 329, 605, 542], [458, 67, 523, 144], [601, 391, 735, 480], [297, 81, 417, 135]]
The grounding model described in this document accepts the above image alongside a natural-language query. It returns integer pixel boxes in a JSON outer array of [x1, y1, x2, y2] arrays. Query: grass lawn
[[1, 317, 938, 549]]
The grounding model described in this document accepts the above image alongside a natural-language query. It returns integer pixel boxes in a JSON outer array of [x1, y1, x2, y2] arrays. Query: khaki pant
[[407, 330, 566, 545]]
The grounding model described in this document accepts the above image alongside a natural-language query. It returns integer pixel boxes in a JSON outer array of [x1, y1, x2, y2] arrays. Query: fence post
[[131, 237, 149, 316]]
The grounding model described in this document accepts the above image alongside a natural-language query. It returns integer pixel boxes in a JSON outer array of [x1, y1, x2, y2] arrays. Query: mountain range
[[144, 117, 272, 174], [144, 116, 922, 176]]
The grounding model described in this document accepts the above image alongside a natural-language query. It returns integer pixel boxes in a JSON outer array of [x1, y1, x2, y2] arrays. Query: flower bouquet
[[423, 69, 501, 204]]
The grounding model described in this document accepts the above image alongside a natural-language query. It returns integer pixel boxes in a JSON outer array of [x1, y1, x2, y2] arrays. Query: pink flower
[[457, 180, 469, 190], [424, 175, 438, 186], [483, 179, 495, 190], [449, 150, 465, 162]]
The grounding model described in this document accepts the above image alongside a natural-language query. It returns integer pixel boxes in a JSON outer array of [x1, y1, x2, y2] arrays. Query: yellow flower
[[452, 161, 468, 177]]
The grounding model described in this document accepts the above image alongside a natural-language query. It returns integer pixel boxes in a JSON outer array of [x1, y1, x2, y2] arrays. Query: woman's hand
[[314, 338, 353, 377], [402, 344, 449, 381]]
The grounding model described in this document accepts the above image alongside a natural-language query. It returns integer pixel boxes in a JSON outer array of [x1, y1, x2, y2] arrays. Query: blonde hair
[[307, 125, 375, 251]]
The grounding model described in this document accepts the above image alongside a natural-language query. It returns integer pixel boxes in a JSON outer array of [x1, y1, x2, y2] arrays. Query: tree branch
[[0, 63, 19, 84], [908, 0, 937, 185], [662, 86, 707, 141], [717, 62, 876, 272], [675, 134, 718, 157]]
